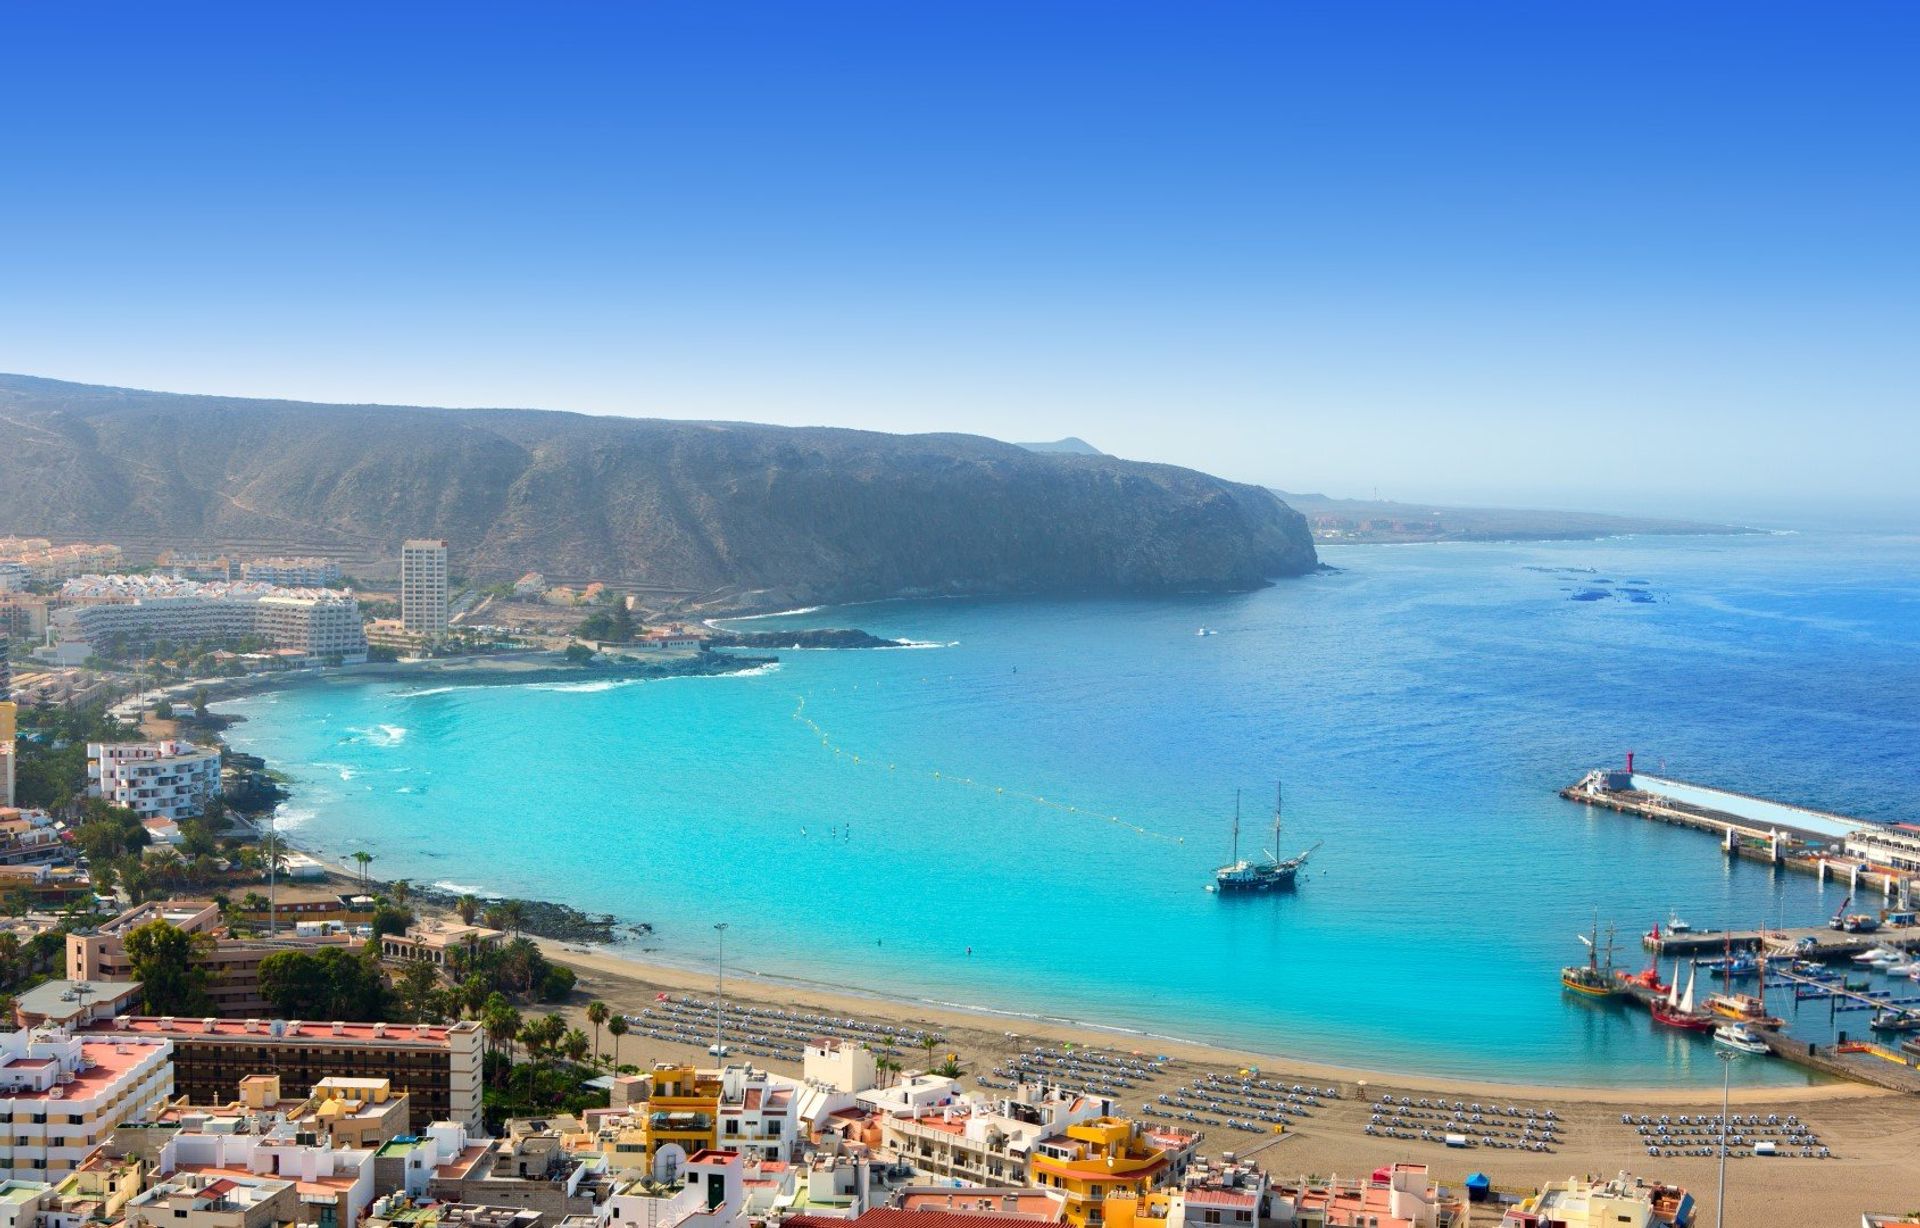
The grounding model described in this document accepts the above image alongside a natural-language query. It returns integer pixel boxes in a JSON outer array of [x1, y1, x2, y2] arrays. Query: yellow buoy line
[[791, 695, 1185, 845]]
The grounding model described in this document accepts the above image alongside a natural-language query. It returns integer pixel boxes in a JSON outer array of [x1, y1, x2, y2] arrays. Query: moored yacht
[[1713, 1021, 1770, 1055]]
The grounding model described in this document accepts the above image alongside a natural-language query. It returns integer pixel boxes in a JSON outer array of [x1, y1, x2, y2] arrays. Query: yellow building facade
[[1029, 1118, 1171, 1228], [636, 1063, 723, 1166]]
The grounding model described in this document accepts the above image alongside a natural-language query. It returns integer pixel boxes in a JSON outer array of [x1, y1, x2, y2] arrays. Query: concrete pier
[[1642, 925, 1920, 960], [1559, 771, 1914, 898]]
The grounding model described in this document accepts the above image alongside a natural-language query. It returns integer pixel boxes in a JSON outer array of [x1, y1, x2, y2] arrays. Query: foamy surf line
[[528, 663, 781, 693], [704, 605, 824, 629]]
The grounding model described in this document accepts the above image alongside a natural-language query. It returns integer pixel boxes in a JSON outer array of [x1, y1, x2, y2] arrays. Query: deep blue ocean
[[218, 528, 1920, 1086]]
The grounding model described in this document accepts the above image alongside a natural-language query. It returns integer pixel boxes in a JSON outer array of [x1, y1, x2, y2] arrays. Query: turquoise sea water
[[218, 529, 1920, 1086]]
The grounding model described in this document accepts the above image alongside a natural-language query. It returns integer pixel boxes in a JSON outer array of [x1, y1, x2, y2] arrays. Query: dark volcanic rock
[[704, 628, 904, 650]]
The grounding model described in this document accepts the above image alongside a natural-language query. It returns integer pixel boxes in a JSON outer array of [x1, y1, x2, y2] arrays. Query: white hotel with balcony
[[87, 740, 222, 821], [49, 575, 367, 664], [0, 1026, 173, 1181]]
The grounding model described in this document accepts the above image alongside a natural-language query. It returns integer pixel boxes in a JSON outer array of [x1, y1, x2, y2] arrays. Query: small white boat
[[1667, 912, 1693, 935], [1196, 626, 1217, 637], [1884, 960, 1916, 976], [1714, 1022, 1770, 1055]]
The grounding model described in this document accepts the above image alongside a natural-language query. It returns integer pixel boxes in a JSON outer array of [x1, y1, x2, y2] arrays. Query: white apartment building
[[146, 1117, 377, 1228], [400, 541, 449, 639], [241, 558, 342, 587], [606, 1148, 747, 1228], [87, 740, 222, 820], [0, 541, 123, 583], [0, 565, 29, 594], [874, 1080, 1105, 1188], [50, 577, 366, 664], [0, 1027, 174, 1181], [252, 593, 368, 660]]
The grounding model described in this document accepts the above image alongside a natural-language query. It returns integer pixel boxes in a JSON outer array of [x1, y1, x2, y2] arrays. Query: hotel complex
[[238, 558, 343, 587], [50, 577, 367, 664], [0, 540, 124, 583], [82, 1018, 485, 1134]]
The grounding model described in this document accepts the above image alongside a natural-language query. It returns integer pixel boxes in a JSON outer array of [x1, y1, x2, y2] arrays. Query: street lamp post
[[1716, 1049, 1737, 1228], [711, 922, 730, 1056]]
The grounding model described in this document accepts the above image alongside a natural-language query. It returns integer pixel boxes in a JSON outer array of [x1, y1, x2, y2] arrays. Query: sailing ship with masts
[[1561, 919, 1621, 998], [1651, 960, 1715, 1030], [1212, 783, 1317, 894]]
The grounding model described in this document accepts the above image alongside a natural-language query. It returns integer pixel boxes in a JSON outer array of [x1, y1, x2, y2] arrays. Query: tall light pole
[[711, 922, 730, 1057], [1716, 1049, 1737, 1228], [266, 810, 278, 938]]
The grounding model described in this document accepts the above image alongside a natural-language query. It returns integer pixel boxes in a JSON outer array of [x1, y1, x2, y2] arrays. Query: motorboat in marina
[[1713, 1022, 1771, 1055]]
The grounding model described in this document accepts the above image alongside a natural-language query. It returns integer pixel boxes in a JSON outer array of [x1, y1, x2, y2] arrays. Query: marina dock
[[1606, 967, 1920, 1093], [1560, 758, 1918, 901], [1641, 925, 1920, 960]]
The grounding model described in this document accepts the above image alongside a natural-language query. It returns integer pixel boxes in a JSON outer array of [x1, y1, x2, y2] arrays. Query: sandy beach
[[537, 938, 1920, 1226]]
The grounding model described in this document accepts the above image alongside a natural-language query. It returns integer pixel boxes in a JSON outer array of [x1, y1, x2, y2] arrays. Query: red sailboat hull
[[1651, 1003, 1716, 1031]]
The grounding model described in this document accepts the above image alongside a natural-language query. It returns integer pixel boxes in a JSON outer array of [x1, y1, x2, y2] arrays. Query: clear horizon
[[2, 3, 1914, 518]]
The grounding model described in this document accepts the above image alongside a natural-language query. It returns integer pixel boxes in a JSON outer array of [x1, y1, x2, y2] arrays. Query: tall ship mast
[[1213, 781, 1316, 893], [1561, 917, 1621, 998]]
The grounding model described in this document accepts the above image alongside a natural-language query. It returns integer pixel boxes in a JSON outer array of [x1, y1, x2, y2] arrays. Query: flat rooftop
[[0, 1040, 160, 1101], [13, 979, 141, 1018], [85, 1017, 472, 1046]]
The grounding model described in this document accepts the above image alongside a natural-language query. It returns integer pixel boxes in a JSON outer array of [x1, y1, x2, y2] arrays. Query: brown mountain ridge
[[0, 375, 1315, 612]]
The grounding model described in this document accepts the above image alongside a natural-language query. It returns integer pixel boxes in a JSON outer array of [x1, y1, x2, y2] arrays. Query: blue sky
[[2, 2, 1914, 515]]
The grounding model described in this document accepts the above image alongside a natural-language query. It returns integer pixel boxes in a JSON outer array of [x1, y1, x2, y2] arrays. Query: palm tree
[[350, 850, 374, 892], [455, 894, 480, 925], [496, 900, 526, 936], [919, 1032, 943, 1069], [607, 1014, 629, 1071], [561, 1028, 590, 1064], [389, 879, 411, 905], [586, 1001, 610, 1067], [483, 999, 522, 1069], [459, 975, 490, 1018]]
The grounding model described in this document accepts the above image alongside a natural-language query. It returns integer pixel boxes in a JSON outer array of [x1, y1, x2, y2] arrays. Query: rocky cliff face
[[0, 374, 1316, 610]]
